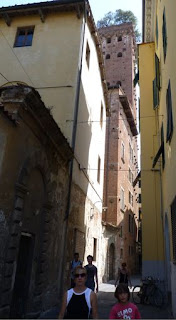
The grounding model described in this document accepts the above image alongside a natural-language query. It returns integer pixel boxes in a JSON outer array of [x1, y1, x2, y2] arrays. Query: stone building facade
[[0, 1, 109, 315], [99, 24, 140, 278], [0, 85, 73, 318]]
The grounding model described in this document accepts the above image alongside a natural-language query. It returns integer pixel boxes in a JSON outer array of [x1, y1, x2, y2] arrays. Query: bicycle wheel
[[154, 288, 164, 307], [144, 284, 155, 305], [132, 286, 142, 304]]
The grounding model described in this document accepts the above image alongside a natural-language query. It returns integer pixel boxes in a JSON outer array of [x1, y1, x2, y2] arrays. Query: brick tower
[[99, 23, 140, 278]]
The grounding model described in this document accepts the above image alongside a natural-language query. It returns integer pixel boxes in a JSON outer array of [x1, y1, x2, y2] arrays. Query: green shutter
[[162, 8, 167, 62], [155, 54, 160, 90], [153, 78, 159, 109], [166, 80, 173, 142]]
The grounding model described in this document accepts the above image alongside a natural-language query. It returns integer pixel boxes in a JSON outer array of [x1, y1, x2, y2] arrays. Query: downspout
[[58, 0, 87, 297]]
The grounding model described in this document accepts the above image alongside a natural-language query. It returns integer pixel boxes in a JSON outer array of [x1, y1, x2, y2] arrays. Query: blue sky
[[0, 0, 142, 32]]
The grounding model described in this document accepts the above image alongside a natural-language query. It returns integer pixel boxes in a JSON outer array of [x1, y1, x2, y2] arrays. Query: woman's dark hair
[[115, 284, 130, 301]]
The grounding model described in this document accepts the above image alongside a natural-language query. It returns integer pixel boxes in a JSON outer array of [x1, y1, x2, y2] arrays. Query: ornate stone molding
[[143, 0, 156, 43]]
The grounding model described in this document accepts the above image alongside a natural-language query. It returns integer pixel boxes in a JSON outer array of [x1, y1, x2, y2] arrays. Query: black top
[[119, 271, 128, 283], [64, 293, 89, 319], [85, 265, 97, 291]]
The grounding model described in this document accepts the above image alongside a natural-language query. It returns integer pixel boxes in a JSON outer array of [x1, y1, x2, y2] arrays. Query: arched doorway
[[109, 243, 115, 280], [10, 168, 46, 318]]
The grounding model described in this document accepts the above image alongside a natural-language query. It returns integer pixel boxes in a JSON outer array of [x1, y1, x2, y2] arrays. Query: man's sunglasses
[[74, 273, 86, 278]]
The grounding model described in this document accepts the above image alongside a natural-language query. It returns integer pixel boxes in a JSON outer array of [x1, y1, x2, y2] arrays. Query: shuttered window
[[171, 197, 176, 263], [153, 54, 160, 109], [162, 8, 167, 62], [155, 54, 160, 90], [156, 16, 158, 47], [153, 78, 159, 109], [166, 80, 173, 143]]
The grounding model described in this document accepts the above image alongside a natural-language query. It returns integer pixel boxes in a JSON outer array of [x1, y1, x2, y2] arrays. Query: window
[[153, 54, 160, 109], [14, 26, 34, 47], [121, 142, 125, 162], [166, 80, 173, 142], [171, 197, 176, 263], [100, 103, 103, 128], [162, 8, 167, 62], [128, 168, 133, 185], [138, 194, 141, 204], [107, 37, 111, 43], [129, 143, 133, 163], [156, 16, 158, 47], [97, 156, 101, 183], [120, 187, 125, 211], [153, 78, 159, 109], [117, 52, 122, 57], [86, 41, 90, 68], [155, 54, 160, 90], [120, 248, 123, 258], [93, 238, 97, 261], [106, 54, 110, 59], [129, 191, 133, 207], [118, 36, 122, 41]]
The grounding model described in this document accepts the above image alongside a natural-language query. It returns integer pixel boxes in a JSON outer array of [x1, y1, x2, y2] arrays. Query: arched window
[[106, 54, 110, 59], [118, 36, 122, 41], [117, 52, 122, 57], [107, 37, 111, 44]]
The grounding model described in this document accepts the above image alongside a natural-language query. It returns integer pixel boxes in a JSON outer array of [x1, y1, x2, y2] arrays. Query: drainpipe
[[58, 0, 87, 297]]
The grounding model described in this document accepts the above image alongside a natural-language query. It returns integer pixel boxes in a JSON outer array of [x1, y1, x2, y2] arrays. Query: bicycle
[[132, 277, 164, 307]]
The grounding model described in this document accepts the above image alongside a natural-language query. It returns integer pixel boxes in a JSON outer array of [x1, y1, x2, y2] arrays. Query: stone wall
[[0, 86, 72, 318]]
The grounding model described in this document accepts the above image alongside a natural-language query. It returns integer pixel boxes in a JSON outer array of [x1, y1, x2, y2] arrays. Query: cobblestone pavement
[[97, 276, 173, 319]]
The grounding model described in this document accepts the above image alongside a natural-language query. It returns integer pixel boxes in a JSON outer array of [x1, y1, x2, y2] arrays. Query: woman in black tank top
[[58, 266, 98, 319]]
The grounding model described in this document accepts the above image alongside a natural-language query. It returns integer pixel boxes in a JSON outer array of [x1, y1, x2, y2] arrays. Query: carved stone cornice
[[143, 0, 156, 43]]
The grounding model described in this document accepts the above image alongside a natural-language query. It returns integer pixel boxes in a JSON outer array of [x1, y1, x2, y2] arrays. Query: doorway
[[10, 233, 35, 318], [109, 243, 115, 280]]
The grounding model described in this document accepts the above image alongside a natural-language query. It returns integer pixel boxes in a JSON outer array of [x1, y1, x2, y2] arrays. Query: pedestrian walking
[[58, 266, 98, 319], [115, 262, 132, 288], [85, 255, 98, 293], [109, 283, 141, 319], [70, 252, 82, 288]]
